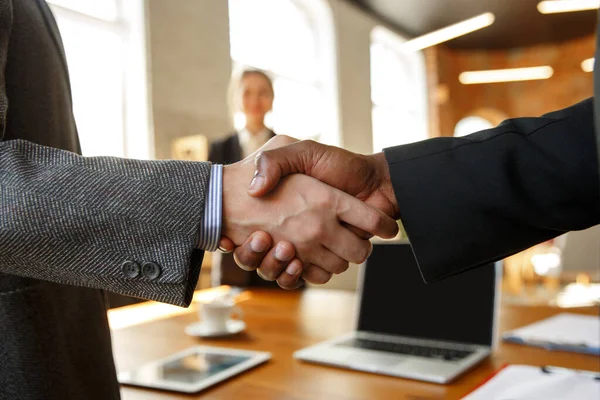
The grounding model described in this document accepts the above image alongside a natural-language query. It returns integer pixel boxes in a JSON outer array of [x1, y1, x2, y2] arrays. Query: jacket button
[[142, 261, 161, 280], [122, 261, 140, 278]]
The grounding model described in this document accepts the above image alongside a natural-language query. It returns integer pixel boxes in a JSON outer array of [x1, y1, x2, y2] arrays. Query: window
[[370, 27, 428, 152], [46, 0, 151, 159], [454, 116, 494, 137], [454, 108, 507, 137], [228, 0, 339, 145]]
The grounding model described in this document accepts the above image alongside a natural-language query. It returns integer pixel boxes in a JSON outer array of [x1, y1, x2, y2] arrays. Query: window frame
[[370, 26, 428, 152], [46, 0, 152, 159]]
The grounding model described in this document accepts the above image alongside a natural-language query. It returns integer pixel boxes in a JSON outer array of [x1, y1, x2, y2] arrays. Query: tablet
[[118, 346, 271, 394]]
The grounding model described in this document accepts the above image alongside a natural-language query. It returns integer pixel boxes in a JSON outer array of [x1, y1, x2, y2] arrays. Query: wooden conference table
[[110, 288, 600, 400]]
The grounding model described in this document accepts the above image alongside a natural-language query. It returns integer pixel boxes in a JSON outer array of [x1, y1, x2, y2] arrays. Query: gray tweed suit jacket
[[0, 1, 210, 398]]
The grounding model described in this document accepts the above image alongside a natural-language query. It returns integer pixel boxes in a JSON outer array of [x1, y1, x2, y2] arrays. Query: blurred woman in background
[[209, 69, 276, 163], [209, 69, 279, 287]]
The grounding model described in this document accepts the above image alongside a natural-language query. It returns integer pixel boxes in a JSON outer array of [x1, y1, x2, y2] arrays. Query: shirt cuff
[[196, 164, 223, 251]]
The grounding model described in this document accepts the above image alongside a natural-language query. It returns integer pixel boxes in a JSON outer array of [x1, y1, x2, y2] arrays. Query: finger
[[249, 140, 324, 197], [218, 236, 236, 253], [301, 264, 333, 285], [255, 241, 296, 281], [335, 192, 399, 239], [306, 246, 349, 275], [344, 223, 374, 240], [275, 258, 305, 290], [323, 225, 373, 265], [232, 232, 273, 271]]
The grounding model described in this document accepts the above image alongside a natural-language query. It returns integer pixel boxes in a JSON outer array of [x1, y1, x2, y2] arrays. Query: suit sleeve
[[384, 98, 600, 283], [0, 139, 212, 307]]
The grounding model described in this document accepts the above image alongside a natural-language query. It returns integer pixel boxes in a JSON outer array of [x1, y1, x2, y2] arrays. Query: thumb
[[248, 141, 315, 197]]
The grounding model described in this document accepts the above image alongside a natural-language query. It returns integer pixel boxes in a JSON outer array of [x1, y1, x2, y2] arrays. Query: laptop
[[294, 241, 501, 383]]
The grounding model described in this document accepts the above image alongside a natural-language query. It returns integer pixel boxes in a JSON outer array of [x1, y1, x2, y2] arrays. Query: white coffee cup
[[199, 300, 243, 332]]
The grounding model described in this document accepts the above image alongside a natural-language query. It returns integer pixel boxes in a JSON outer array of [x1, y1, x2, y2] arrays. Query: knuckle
[[320, 191, 335, 207], [305, 218, 326, 242], [314, 220, 326, 238]]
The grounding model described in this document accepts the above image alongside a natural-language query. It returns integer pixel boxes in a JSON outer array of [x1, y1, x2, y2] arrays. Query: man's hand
[[221, 150, 399, 285], [225, 137, 401, 289], [249, 137, 399, 219], [218, 232, 304, 289]]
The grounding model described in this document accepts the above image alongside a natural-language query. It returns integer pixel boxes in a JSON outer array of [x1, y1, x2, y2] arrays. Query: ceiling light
[[403, 13, 495, 51], [581, 57, 594, 72], [537, 0, 600, 14], [459, 66, 554, 84]]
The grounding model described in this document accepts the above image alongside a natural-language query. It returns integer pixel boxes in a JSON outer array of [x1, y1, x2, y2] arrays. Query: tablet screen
[[128, 351, 250, 384], [119, 346, 270, 393]]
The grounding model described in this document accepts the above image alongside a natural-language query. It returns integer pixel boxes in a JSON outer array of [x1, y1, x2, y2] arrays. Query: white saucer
[[184, 320, 246, 338]]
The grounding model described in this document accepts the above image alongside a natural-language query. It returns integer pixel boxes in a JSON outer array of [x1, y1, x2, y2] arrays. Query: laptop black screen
[[357, 243, 496, 346]]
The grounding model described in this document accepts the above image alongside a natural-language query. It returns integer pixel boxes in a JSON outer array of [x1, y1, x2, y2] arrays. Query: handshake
[[218, 135, 401, 290]]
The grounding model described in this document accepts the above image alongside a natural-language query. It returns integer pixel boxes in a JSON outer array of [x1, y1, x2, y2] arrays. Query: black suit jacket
[[392, 13, 600, 283], [387, 10, 600, 282], [208, 131, 279, 288], [208, 130, 276, 165], [386, 99, 600, 282], [208, 133, 243, 165]]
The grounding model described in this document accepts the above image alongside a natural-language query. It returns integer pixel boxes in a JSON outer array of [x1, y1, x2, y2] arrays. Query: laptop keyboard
[[337, 338, 473, 361]]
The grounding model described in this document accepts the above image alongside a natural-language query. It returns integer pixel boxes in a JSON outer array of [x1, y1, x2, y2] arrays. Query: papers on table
[[463, 365, 600, 400], [503, 313, 600, 355]]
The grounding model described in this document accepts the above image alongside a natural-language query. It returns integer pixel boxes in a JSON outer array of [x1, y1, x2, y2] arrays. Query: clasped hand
[[220, 135, 400, 289]]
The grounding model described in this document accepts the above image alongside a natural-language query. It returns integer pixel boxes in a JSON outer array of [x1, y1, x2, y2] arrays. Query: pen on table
[[541, 365, 600, 380]]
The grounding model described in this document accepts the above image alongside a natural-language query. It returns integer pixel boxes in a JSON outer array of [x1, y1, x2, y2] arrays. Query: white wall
[[146, 0, 233, 160]]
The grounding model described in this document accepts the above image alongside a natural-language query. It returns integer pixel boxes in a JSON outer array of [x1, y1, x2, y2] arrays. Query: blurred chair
[[172, 134, 209, 161]]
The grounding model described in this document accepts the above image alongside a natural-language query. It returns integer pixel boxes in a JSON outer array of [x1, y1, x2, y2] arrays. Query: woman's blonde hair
[[228, 68, 275, 119]]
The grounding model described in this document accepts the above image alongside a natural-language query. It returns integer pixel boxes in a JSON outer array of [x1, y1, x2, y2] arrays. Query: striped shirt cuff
[[196, 164, 223, 251]]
